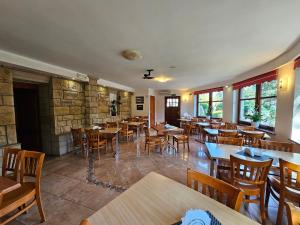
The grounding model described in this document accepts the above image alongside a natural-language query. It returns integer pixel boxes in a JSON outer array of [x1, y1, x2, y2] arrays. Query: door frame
[[150, 95, 155, 127]]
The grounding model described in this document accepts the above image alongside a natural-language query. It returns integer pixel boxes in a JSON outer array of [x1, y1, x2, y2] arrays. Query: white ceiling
[[0, 0, 300, 90]]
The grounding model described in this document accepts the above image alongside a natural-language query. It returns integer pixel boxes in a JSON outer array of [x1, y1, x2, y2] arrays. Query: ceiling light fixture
[[154, 76, 172, 83], [121, 49, 142, 61]]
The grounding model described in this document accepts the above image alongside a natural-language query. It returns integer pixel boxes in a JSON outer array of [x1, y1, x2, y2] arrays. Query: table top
[[0, 176, 21, 194], [205, 143, 300, 167], [126, 121, 145, 126], [153, 124, 183, 133], [204, 128, 271, 139], [178, 118, 191, 122], [86, 172, 258, 225], [195, 122, 211, 127], [98, 128, 121, 134]]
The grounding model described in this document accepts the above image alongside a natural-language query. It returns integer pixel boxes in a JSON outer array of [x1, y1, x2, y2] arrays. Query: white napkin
[[181, 209, 211, 225]]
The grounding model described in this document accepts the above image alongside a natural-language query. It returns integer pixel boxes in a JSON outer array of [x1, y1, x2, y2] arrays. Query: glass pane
[[212, 102, 223, 118], [240, 85, 256, 99], [260, 98, 277, 127], [212, 91, 223, 101], [198, 102, 209, 117], [198, 93, 209, 102], [261, 80, 277, 97], [239, 99, 256, 122]]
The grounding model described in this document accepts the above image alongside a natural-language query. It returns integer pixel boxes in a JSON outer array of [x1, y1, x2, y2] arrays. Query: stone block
[[0, 135, 7, 145], [61, 99, 73, 106], [53, 90, 63, 99], [67, 120, 72, 126], [53, 99, 61, 106], [0, 97, 2, 105], [57, 120, 66, 127], [6, 125, 17, 144], [0, 106, 14, 114], [63, 90, 78, 100], [69, 106, 81, 114], [63, 80, 82, 92], [0, 126, 5, 136], [62, 126, 71, 133], [52, 78, 63, 90], [72, 100, 82, 106], [63, 115, 73, 120], [0, 113, 15, 125], [0, 68, 12, 83], [54, 107, 69, 115], [0, 83, 13, 95], [2, 96, 14, 106]]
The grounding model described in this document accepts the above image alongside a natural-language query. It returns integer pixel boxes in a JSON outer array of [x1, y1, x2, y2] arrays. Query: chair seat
[[90, 140, 106, 149], [120, 130, 134, 135], [268, 175, 300, 200], [234, 182, 260, 196], [0, 182, 36, 217], [146, 136, 163, 143], [173, 134, 188, 140]]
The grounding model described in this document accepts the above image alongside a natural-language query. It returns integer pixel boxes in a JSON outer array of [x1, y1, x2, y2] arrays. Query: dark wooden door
[[14, 83, 41, 151], [150, 96, 155, 127], [165, 96, 181, 127]]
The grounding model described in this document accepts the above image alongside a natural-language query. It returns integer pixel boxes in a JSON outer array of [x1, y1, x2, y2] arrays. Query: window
[[166, 97, 179, 107], [238, 80, 277, 131], [197, 90, 223, 118]]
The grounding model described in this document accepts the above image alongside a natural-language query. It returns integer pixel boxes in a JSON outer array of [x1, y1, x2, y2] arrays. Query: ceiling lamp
[[121, 49, 142, 61], [154, 76, 172, 83]]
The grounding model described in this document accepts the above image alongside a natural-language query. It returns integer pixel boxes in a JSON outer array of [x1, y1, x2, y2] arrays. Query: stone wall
[[51, 78, 85, 135], [0, 68, 17, 147]]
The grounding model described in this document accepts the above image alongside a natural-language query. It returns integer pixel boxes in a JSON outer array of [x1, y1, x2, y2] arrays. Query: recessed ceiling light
[[121, 49, 142, 60], [169, 66, 176, 69], [154, 76, 172, 83]]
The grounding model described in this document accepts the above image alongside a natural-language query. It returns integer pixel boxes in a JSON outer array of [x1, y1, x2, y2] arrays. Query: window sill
[[238, 123, 276, 135]]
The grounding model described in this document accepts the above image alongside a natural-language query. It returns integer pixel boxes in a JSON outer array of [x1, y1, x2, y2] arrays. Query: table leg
[[210, 159, 215, 176], [114, 132, 120, 158]]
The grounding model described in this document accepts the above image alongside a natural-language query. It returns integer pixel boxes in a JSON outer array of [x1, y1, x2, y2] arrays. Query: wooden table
[[152, 125, 183, 151], [204, 128, 271, 140], [85, 172, 259, 225], [205, 142, 300, 176], [0, 176, 20, 195], [127, 122, 144, 137], [195, 122, 211, 143], [98, 128, 121, 156]]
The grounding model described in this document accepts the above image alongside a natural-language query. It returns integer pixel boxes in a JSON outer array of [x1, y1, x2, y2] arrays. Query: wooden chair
[[187, 168, 243, 211], [0, 151, 45, 225], [80, 219, 91, 225], [143, 127, 165, 155], [2, 148, 23, 181], [218, 129, 238, 137], [225, 122, 237, 130], [71, 128, 87, 157], [286, 202, 300, 225], [210, 123, 221, 129], [263, 141, 295, 215], [216, 137, 244, 183], [242, 132, 264, 147], [86, 129, 107, 160], [106, 121, 117, 128], [230, 155, 272, 225], [238, 126, 256, 131], [119, 122, 134, 142], [272, 159, 300, 225], [173, 124, 192, 152]]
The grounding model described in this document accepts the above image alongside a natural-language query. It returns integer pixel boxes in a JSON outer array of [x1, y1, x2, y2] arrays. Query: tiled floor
[[9, 134, 286, 225]]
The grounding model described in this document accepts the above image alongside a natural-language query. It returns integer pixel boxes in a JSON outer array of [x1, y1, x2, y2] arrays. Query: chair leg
[[97, 149, 100, 160], [36, 195, 46, 222], [276, 192, 285, 225], [260, 188, 266, 225], [265, 179, 271, 212], [187, 141, 190, 152]]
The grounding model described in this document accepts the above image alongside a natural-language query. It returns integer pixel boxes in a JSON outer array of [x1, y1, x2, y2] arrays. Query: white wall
[[155, 90, 194, 123], [131, 89, 149, 117]]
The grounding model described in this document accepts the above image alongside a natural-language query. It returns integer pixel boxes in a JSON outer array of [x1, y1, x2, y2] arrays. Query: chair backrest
[[217, 137, 244, 146], [20, 151, 45, 189], [71, 128, 83, 147], [225, 122, 237, 130], [86, 129, 100, 148], [218, 130, 238, 137], [120, 122, 129, 131], [259, 140, 294, 152], [211, 124, 221, 129], [187, 168, 243, 211], [2, 148, 23, 180], [243, 132, 265, 147], [238, 126, 256, 131], [184, 124, 192, 136], [230, 155, 272, 186], [286, 202, 300, 225], [279, 158, 300, 193], [107, 122, 117, 128], [191, 117, 198, 122]]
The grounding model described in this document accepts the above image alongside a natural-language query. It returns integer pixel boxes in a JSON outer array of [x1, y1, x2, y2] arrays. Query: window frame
[[238, 81, 277, 131], [196, 91, 223, 119]]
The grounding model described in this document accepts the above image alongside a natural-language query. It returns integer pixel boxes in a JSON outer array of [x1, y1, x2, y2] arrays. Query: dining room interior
[[0, 1, 300, 225]]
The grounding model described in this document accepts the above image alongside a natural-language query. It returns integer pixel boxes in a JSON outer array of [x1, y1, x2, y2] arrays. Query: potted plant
[[246, 107, 261, 128], [110, 96, 122, 116], [206, 105, 212, 120]]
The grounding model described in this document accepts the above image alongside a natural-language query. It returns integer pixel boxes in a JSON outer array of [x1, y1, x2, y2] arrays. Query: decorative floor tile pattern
[[10, 134, 286, 225]]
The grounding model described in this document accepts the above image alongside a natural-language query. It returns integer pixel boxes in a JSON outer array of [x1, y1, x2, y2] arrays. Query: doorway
[[14, 82, 41, 151], [150, 96, 155, 127], [165, 96, 181, 127]]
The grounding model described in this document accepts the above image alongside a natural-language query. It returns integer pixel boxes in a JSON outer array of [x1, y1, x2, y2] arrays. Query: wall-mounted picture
[[136, 104, 143, 110], [136, 96, 144, 104]]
